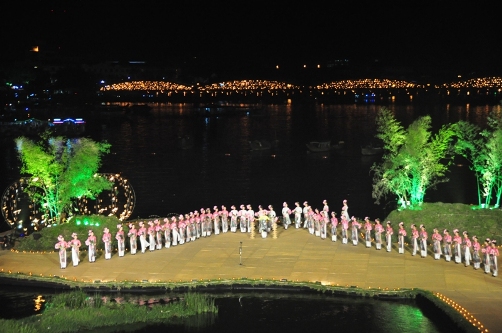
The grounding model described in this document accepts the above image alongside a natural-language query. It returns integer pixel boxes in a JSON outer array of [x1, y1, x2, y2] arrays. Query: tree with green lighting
[[371, 107, 456, 209], [454, 108, 502, 208], [15, 135, 112, 224]]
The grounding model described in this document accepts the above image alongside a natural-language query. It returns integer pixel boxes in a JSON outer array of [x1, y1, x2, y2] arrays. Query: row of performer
[[53, 200, 498, 277]]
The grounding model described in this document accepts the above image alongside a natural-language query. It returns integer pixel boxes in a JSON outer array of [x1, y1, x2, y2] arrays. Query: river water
[[1, 101, 499, 232], [0, 288, 459, 333]]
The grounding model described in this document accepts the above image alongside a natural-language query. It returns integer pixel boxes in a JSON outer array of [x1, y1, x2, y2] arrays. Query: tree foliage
[[371, 107, 456, 208], [454, 107, 502, 208], [15, 135, 112, 223]]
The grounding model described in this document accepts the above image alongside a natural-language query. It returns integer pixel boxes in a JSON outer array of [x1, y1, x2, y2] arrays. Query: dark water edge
[[0, 284, 465, 333]]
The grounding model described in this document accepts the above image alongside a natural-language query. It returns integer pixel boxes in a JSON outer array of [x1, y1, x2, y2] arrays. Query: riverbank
[[1, 228, 501, 332]]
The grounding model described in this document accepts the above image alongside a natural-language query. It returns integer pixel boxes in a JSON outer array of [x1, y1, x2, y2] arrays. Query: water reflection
[[0, 289, 458, 333], [0, 102, 494, 231]]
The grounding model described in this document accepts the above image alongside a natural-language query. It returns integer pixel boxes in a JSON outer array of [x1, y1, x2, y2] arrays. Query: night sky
[[1, 0, 501, 78]]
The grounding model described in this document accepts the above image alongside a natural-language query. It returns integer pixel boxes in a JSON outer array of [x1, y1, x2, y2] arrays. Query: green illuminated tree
[[371, 107, 456, 208], [455, 108, 502, 208], [15, 135, 112, 223]]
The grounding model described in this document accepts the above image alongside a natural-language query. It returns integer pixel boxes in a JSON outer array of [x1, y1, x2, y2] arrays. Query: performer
[[483, 238, 491, 274], [229, 205, 239, 232], [397, 222, 406, 254], [374, 218, 384, 250], [350, 216, 361, 245], [302, 201, 310, 228], [257, 205, 268, 238], [410, 224, 419, 256], [472, 235, 481, 270], [170, 217, 179, 246], [341, 199, 349, 221], [307, 207, 315, 235], [462, 231, 472, 267], [239, 205, 247, 233], [178, 215, 186, 244], [314, 208, 322, 237], [102, 227, 112, 259], [341, 216, 349, 244], [322, 199, 329, 216], [162, 218, 171, 248], [85, 229, 97, 262], [194, 210, 201, 238], [128, 223, 138, 254], [138, 221, 148, 252], [68, 232, 81, 267], [221, 205, 229, 233], [320, 209, 328, 240], [155, 219, 163, 249], [282, 202, 292, 230], [116, 224, 125, 257], [385, 221, 393, 252], [246, 204, 255, 233], [147, 221, 156, 250], [490, 240, 499, 277], [430, 228, 442, 260], [55, 235, 68, 269], [293, 202, 302, 229], [442, 229, 452, 262], [184, 214, 192, 243], [419, 224, 428, 258], [452, 229, 462, 264], [213, 206, 220, 235], [268, 205, 277, 233], [189, 213, 197, 241], [200, 208, 207, 237], [330, 212, 338, 242], [363, 217, 372, 248]]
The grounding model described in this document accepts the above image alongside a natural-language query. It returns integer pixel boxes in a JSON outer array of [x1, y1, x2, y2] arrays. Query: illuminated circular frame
[[1, 173, 136, 230]]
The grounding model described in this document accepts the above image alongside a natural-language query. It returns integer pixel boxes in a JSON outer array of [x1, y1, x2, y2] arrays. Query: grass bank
[[0, 290, 217, 333], [386, 202, 502, 241]]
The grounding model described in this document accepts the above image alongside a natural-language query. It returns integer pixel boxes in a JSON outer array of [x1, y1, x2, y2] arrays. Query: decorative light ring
[[1, 173, 136, 230], [75, 173, 136, 221], [1, 178, 42, 230]]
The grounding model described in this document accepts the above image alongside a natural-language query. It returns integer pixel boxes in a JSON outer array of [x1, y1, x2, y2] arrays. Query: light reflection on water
[[0, 102, 496, 227], [0, 289, 457, 333]]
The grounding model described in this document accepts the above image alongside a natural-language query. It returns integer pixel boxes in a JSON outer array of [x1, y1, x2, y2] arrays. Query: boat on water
[[249, 140, 272, 151], [361, 145, 383, 155], [306, 140, 344, 152], [306, 141, 331, 152]]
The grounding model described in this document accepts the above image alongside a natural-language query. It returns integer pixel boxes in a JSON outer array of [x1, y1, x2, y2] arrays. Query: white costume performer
[[282, 202, 292, 230]]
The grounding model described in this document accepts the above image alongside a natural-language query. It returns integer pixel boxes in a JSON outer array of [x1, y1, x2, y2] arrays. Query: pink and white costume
[[330, 212, 338, 242], [442, 230, 452, 261], [137, 222, 148, 253], [453, 229, 462, 263], [147, 221, 156, 251], [85, 230, 97, 262], [431, 228, 442, 260], [128, 223, 138, 254], [102, 227, 112, 259], [116, 224, 125, 257], [364, 217, 372, 248], [374, 219, 384, 250], [230, 205, 239, 232], [419, 225, 428, 258], [68, 233, 81, 267], [221, 206, 229, 233], [55, 235, 68, 269], [385, 221, 393, 252], [398, 222, 407, 254]]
